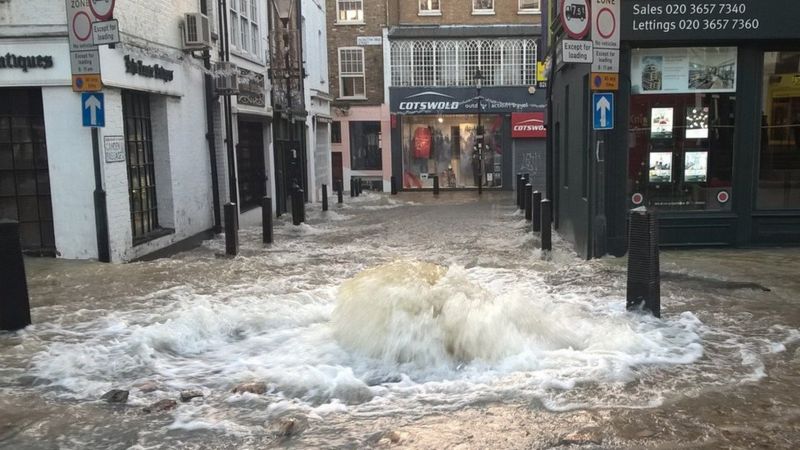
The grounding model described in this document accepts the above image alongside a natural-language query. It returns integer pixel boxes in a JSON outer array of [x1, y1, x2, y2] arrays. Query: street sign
[[592, 0, 620, 49], [70, 49, 101, 74], [593, 93, 614, 130], [103, 135, 125, 163], [592, 48, 619, 73], [591, 73, 619, 91], [65, 0, 95, 52], [561, 0, 591, 40], [92, 20, 120, 46], [82, 92, 105, 128], [89, 0, 116, 21], [73, 74, 103, 92], [562, 40, 593, 64]]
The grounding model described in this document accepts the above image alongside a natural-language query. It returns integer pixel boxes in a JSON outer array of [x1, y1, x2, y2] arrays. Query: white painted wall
[[302, 0, 331, 202]]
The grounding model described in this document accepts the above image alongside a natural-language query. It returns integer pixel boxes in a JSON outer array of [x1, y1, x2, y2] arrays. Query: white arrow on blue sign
[[593, 93, 614, 130], [82, 92, 105, 128]]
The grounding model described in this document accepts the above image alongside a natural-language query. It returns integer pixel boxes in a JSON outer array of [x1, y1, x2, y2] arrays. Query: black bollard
[[540, 199, 552, 254], [298, 188, 306, 223], [525, 184, 533, 222], [350, 178, 355, 197], [337, 181, 344, 204], [0, 220, 32, 331], [224, 203, 238, 256], [433, 175, 439, 195], [391, 176, 398, 195], [626, 208, 661, 318], [357, 178, 362, 196], [322, 184, 328, 212], [516, 174, 523, 209], [291, 188, 302, 226], [532, 191, 543, 232], [262, 196, 273, 244]]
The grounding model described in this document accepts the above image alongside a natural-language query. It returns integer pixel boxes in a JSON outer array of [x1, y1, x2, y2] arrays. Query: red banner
[[511, 112, 547, 138]]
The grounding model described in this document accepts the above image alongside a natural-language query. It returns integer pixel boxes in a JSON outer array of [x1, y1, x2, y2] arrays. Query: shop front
[[389, 87, 546, 190]]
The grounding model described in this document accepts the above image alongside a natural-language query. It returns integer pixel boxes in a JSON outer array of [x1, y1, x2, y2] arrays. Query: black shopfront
[[549, 0, 800, 259], [390, 87, 547, 191]]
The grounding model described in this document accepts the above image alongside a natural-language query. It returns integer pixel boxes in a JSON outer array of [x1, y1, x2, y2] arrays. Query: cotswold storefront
[[389, 87, 546, 190], [616, 0, 800, 247]]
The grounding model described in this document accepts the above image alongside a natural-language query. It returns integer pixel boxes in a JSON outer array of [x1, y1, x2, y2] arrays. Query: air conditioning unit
[[183, 13, 212, 50], [215, 62, 239, 96]]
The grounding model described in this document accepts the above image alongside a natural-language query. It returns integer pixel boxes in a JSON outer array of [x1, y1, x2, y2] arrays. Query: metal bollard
[[337, 181, 344, 204], [298, 188, 306, 223], [516, 174, 523, 209], [525, 184, 533, 222], [262, 196, 273, 244], [224, 203, 238, 256], [291, 188, 301, 226], [627, 208, 661, 318], [532, 191, 542, 232], [350, 178, 355, 197], [0, 220, 32, 331], [322, 184, 328, 212], [391, 176, 398, 195], [357, 178, 362, 196], [433, 175, 439, 195], [540, 199, 552, 254]]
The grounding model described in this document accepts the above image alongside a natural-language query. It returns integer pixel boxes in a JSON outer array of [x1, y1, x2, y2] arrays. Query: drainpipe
[[203, 49, 222, 234]]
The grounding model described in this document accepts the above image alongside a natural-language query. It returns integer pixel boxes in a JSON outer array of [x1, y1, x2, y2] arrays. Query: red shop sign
[[512, 112, 547, 138]]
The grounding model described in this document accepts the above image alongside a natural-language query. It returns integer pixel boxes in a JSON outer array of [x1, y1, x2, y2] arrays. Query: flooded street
[[1, 191, 799, 449]]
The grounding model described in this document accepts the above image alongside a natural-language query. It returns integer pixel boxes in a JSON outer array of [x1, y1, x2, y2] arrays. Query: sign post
[[591, 0, 620, 90]]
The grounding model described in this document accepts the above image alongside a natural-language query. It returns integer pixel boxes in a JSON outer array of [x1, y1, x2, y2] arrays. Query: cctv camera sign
[[561, 0, 591, 39]]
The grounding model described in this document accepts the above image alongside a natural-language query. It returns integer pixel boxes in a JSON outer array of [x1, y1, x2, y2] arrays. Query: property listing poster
[[631, 47, 737, 95], [649, 152, 673, 183], [684, 152, 709, 183]]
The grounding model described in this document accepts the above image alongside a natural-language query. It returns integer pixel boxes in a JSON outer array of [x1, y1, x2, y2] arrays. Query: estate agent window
[[338, 47, 366, 99], [337, 0, 364, 23], [628, 47, 737, 212], [473, 0, 494, 14], [230, 0, 260, 58], [519, 0, 541, 13], [419, 0, 441, 15], [759, 50, 800, 210], [350, 122, 382, 170]]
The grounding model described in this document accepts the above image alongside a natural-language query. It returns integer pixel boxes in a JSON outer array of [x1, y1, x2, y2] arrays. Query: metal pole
[[533, 191, 543, 232], [477, 90, 483, 196], [224, 203, 238, 256], [322, 184, 328, 211], [91, 128, 110, 263], [541, 199, 552, 254], [0, 221, 32, 331], [262, 196, 273, 244], [525, 183, 533, 221]]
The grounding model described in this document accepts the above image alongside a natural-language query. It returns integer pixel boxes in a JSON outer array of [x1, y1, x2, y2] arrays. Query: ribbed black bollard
[[350, 178, 355, 198], [322, 184, 328, 212], [433, 176, 439, 195], [0, 221, 32, 331], [532, 191, 542, 232], [391, 176, 398, 195], [540, 199, 552, 255], [298, 188, 306, 223], [291, 188, 301, 226], [337, 181, 344, 204], [224, 203, 238, 256], [627, 208, 661, 318], [357, 178, 362, 196], [262, 196, 273, 244], [525, 184, 533, 221]]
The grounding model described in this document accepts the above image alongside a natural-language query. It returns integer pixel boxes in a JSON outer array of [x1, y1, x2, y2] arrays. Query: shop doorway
[[0, 88, 55, 255], [236, 120, 266, 211]]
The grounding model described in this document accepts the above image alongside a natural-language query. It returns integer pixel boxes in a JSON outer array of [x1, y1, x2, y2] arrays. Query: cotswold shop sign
[[0, 54, 54, 72], [124, 55, 174, 82], [623, 0, 800, 41], [390, 87, 547, 115]]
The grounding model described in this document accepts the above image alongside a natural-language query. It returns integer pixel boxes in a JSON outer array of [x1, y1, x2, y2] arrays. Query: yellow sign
[[537, 61, 548, 82], [72, 74, 103, 92], [590, 73, 619, 91]]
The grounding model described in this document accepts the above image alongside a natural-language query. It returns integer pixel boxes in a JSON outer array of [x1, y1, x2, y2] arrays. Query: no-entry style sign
[[66, 0, 95, 52], [592, 0, 620, 50], [89, 0, 116, 21], [561, 0, 591, 40]]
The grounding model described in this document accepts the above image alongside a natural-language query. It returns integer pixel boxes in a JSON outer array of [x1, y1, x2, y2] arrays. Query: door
[[332, 151, 343, 190], [236, 120, 266, 211], [0, 88, 55, 255]]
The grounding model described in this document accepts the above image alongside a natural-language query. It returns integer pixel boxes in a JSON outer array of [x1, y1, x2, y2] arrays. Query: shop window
[[401, 114, 503, 189], [331, 121, 342, 143], [519, 0, 540, 13], [336, 0, 363, 23], [122, 91, 161, 242], [338, 47, 365, 99], [628, 47, 737, 212], [229, 0, 260, 58], [349, 121, 381, 170], [758, 51, 800, 210], [473, 0, 494, 14], [419, 0, 440, 15]]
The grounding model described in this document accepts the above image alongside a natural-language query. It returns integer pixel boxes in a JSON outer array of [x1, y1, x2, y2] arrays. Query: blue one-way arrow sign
[[82, 92, 105, 128], [593, 93, 614, 130]]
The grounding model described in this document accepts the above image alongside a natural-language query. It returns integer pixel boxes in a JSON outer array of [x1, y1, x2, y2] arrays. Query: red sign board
[[512, 113, 547, 138]]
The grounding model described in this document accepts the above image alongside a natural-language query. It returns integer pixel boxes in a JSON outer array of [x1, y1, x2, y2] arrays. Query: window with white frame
[[518, 0, 540, 12], [230, 0, 260, 57], [339, 47, 366, 98], [337, 0, 364, 23], [473, 0, 494, 13], [419, 0, 441, 15]]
